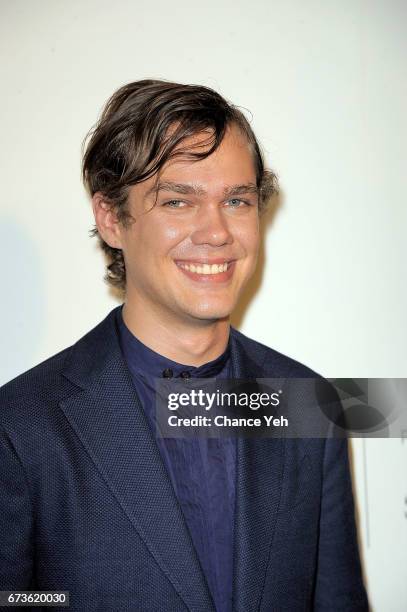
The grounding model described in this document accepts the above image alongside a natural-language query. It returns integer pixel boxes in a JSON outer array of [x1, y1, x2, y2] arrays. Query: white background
[[1, 1, 406, 609]]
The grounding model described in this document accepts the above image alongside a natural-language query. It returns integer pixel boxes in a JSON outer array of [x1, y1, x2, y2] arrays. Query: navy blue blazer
[[0, 307, 369, 611]]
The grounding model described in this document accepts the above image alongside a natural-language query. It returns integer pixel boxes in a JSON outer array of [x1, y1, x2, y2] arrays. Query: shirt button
[[162, 368, 173, 378], [179, 371, 191, 379]]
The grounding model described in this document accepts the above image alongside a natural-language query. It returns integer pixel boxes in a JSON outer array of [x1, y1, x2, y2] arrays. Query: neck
[[122, 301, 230, 367]]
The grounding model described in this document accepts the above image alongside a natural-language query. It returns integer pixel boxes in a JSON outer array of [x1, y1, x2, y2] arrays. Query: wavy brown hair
[[82, 79, 278, 290]]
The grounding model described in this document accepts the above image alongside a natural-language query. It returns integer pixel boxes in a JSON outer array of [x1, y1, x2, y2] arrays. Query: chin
[[185, 300, 234, 322]]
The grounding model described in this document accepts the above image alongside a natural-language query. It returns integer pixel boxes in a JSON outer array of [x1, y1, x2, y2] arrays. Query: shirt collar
[[116, 306, 230, 379]]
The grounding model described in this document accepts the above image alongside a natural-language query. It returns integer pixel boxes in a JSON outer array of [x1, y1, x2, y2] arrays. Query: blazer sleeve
[[0, 428, 34, 588], [313, 437, 370, 611]]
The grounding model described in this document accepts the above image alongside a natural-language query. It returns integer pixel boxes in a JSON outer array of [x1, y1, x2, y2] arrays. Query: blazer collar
[[61, 307, 214, 610], [229, 327, 287, 612], [61, 307, 286, 612]]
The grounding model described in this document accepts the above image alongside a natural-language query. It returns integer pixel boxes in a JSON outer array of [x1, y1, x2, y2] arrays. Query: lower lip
[[176, 261, 235, 283]]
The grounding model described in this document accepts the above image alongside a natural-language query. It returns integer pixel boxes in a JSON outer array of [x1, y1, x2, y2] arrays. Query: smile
[[177, 262, 229, 275], [175, 260, 235, 283]]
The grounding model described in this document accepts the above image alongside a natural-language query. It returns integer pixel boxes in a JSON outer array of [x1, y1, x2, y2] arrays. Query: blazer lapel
[[60, 309, 214, 612], [230, 331, 287, 612]]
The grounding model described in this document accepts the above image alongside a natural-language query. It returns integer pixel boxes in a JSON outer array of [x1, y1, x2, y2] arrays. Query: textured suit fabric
[[0, 307, 369, 611]]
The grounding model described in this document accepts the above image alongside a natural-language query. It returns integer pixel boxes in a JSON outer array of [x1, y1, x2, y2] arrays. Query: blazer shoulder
[[0, 346, 75, 425], [0, 307, 120, 428], [231, 327, 320, 378]]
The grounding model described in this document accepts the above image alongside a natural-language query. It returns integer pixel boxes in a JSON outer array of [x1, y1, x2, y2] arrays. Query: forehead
[[146, 124, 257, 195]]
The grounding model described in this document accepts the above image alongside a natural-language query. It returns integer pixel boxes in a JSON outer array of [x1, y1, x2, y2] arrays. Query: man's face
[[115, 124, 260, 325]]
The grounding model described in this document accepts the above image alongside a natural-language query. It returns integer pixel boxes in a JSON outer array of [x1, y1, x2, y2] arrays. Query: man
[[0, 80, 368, 611]]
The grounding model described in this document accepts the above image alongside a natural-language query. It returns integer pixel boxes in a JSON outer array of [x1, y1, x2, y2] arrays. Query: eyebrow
[[146, 181, 259, 198]]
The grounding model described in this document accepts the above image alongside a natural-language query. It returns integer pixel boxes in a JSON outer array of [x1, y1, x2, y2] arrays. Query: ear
[[92, 193, 123, 249]]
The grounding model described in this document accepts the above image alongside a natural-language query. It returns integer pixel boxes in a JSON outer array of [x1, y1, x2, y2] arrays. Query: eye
[[163, 200, 187, 209], [226, 198, 249, 208]]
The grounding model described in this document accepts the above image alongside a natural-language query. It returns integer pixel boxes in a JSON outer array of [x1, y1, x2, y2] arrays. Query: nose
[[190, 205, 234, 247]]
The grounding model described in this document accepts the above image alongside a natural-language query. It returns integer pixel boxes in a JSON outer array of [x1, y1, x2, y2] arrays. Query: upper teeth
[[179, 262, 229, 274]]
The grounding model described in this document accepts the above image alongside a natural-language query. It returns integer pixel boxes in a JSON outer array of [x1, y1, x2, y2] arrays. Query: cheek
[[236, 222, 260, 254], [140, 218, 187, 249], [163, 224, 183, 242]]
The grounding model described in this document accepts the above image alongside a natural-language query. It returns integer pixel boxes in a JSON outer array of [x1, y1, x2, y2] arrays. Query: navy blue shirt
[[117, 309, 236, 612]]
